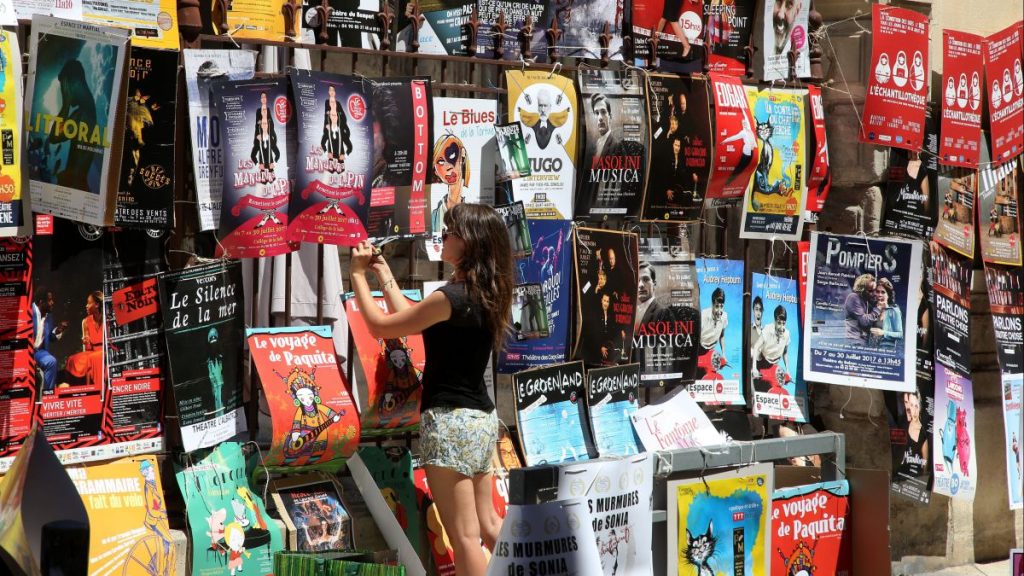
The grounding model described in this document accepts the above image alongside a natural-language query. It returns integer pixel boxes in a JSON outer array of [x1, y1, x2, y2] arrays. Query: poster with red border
[[0, 238, 35, 462], [771, 481, 852, 576], [707, 73, 758, 204], [939, 30, 984, 168], [984, 23, 1024, 164], [806, 85, 831, 213], [859, 4, 928, 151]]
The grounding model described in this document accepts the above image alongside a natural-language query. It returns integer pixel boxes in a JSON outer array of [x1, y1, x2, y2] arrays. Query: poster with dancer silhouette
[[806, 84, 831, 214], [693, 258, 744, 405], [0, 239, 35, 464], [642, 74, 711, 222], [977, 146, 1021, 266], [298, 0, 383, 48], [771, 481, 851, 576], [247, 326, 360, 469], [707, 73, 758, 204], [750, 273, 807, 422], [159, 261, 247, 452], [758, 0, 808, 81], [211, 77, 295, 258], [574, 227, 639, 367], [512, 361, 595, 466], [272, 474, 354, 551], [932, 363, 977, 500], [25, 16, 129, 227], [705, 0, 755, 76], [740, 86, 806, 240], [984, 23, 1024, 164], [585, 363, 641, 457], [933, 168, 976, 258], [939, 30, 984, 168], [859, 4, 929, 151], [630, 0, 704, 72], [0, 31, 25, 237], [288, 70, 375, 246]]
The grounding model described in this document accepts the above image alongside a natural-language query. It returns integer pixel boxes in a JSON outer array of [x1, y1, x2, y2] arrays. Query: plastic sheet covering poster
[[630, 0, 703, 72], [82, 0, 179, 49], [977, 149, 1021, 266], [114, 47, 178, 229], [553, 0, 625, 62], [574, 227, 639, 367], [667, 463, 772, 576], [930, 242, 972, 376], [512, 361, 594, 466], [805, 84, 831, 214], [983, 264, 1024, 374], [425, 97, 498, 260], [555, 453, 654, 575], [934, 167, 977, 258], [938, 30, 984, 168], [211, 77, 295, 259], [633, 230, 699, 388], [498, 219, 573, 373], [496, 202, 531, 260], [705, 0, 755, 76], [750, 273, 807, 423], [247, 326, 360, 469], [69, 455, 177, 575], [25, 16, 129, 227], [881, 123, 939, 241], [494, 122, 531, 186], [575, 69, 649, 220], [182, 49, 257, 231], [642, 73, 712, 223], [629, 387, 723, 451], [0, 31, 25, 238], [355, 446, 422, 556], [759, 0, 808, 81], [0, 239, 35, 463], [803, 232, 921, 392], [366, 77, 431, 240], [859, 4, 929, 151], [740, 86, 806, 240], [395, 0, 473, 56], [1001, 373, 1023, 509], [174, 442, 285, 576], [770, 481, 851, 576], [932, 363, 977, 500], [585, 363, 641, 457], [693, 258, 744, 404], [474, 0, 549, 60], [287, 70, 375, 246], [486, 498, 603, 576], [299, 0, 382, 48], [506, 71, 577, 219], [158, 261, 248, 452], [211, 0, 291, 41], [707, 73, 758, 204], [886, 384, 934, 505], [343, 290, 424, 430], [984, 23, 1024, 164], [272, 475, 354, 552]]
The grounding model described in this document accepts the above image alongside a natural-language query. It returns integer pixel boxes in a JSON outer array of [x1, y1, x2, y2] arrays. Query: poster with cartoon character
[[932, 363, 977, 501]]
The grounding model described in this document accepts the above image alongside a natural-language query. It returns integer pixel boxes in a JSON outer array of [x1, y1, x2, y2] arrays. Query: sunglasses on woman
[[441, 229, 459, 241]]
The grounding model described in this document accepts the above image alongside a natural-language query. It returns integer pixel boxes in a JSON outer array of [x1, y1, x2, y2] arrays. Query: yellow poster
[[83, 0, 181, 50], [68, 456, 177, 576], [0, 30, 24, 238], [212, 0, 294, 42]]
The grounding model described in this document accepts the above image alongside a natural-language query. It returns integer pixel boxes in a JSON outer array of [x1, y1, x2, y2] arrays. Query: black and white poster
[[512, 361, 595, 466]]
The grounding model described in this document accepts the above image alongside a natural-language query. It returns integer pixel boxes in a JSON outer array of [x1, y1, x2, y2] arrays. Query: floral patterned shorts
[[420, 407, 498, 477]]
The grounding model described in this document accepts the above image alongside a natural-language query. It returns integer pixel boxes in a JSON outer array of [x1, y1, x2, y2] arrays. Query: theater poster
[[642, 74, 711, 222], [693, 258, 744, 405], [344, 290, 424, 430], [553, 0, 624, 62], [1001, 373, 1022, 509], [486, 499, 602, 576], [740, 86, 806, 240], [25, 16, 129, 227], [707, 73, 758, 204], [159, 261, 247, 452], [630, 387, 723, 451], [574, 227, 639, 367], [288, 71, 374, 246], [0, 239, 34, 463], [366, 77, 431, 240], [247, 326, 360, 470], [803, 232, 921, 392], [771, 481, 851, 576], [299, 0, 382, 48], [933, 363, 977, 500], [272, 474, 354, 551], [750, 273, 807, 423], [475, 0, 549, 60], [0, 31, 25, 237], [82, 0, 179, 49], [759, 0, 808, 81], [934, 168, 977, 258], [977, 150, 1021, 266], [983, 264, 1024, 374], [395, 0, 472, 55], [882, 118, 938, 241], [859, 4, 928, 151], [806, 85, 831, 214], [984, 23, 1024, 164], [630, 0, 704, 72], [585, 363, 641, 457], [633, 229, 699, 388], [705, 0, 755, 76], [506, 71, 578, 219], [498, 219, 573, 373], [931, 242, 972, 376], [939, 30, 984, 168], [887, 383, 934, 505], [512, 361, 594, 466], [425, 97, 498, 260], [183, 49, 258, 231]]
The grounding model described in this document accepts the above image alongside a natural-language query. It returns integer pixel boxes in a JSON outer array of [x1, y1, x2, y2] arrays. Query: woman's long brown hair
[[445, 203, 515, 351]]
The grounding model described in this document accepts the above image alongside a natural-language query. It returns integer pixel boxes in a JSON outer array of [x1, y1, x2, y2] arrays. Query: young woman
[[66, 290, 104, 387], [349, 203, 514, 576]]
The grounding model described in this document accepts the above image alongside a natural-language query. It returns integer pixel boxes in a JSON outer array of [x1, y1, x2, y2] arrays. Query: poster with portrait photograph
[[159, 261, 247, 452], [630, 0, 704, 72], [887, 381, 934, 504], [299, 0, 383, 49], [288, 71, 374, 246], [642, 74, 711, 222], [707, 73, 758, 204], [574, 227, 639, 367], [932, 363, 977, 500], [740, 86, 806, 240], [750, 273, 807, 423], [0, 31, 25, 238], [506, 71, 578, 219], [425, 97, 498, 260], [1000, 373, 1022, 509], [982, 264, 1024, 374], [758, 0, 808, 81], [882, 116, 938, 241], [693, 258, 744, 404], [930, 241, 972, 376], [977, 147, 1021, 266], [705, 0, 755, 76], [939, 30, 984, 168], [803, 232, 921, 392], [475, 0, 549, 60], [0, 239, 35, 463], [805, 84, 831, 214], [272, 474, 354, 551], [395, 0, 473, 55], [585, 363, 641, 457], [771, 481, 851, 576], [934, 167, 976, 258], [512, 361, 594, 466], [984, 23, 1024, 164]]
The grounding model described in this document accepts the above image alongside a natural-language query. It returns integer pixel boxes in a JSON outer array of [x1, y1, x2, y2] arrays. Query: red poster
[[772, 481, 852, 576], [707, 73, 758, 203], [414, 469, 456, 576], [111, 278, 159, 326], [806, 85, 831, 213], [797, 240, 809, 324], [859, 4, 929, 151], [985, 23, 1024, 164], [0, 239, 37, 461], [939, 30, 984, 168]]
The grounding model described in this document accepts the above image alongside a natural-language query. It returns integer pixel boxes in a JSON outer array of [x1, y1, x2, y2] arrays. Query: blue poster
[[693, 259, 745, 405], [1002, 373, 1022, 510], [750, 273, 808, 422], [513, 361, 594, 466], [498, 220, 573, 373], [803, 232, 922, 392], [585, 364, 641, 457]]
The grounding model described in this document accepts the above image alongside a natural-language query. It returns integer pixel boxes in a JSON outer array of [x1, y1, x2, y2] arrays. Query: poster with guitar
[[247, 326, 360, 470]]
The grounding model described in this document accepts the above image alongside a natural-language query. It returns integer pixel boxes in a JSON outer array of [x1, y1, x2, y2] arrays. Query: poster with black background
[[114, 47, 177, 229], [574, 227, 639, 367], [983, 264, 1024, 374], [883, 116, 938, 240], [159, 261, 247, 452], [575, 69, 649, 220], [704, 0, 755, 76], [475, 0, 550, 60], [396, 0, 473, 55], [930, 241, 972, 376], [512, 361, 595, 466], [300, 0, 383, 49], [642, 74, 711, 222]]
